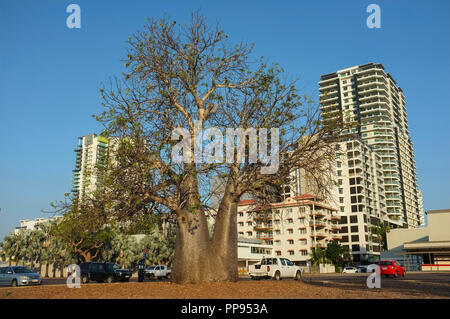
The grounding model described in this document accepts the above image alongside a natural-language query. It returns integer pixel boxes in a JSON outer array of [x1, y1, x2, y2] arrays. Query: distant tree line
[[0, 218, 176, 277]]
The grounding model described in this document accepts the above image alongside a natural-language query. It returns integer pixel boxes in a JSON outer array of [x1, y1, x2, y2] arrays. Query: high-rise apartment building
[[319, 63, 421, 229], [71, 134, 112, 200]]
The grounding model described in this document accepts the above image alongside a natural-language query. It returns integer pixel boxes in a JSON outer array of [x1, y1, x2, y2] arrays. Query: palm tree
[[370, 223, 391, 251], [310, 246, 330, 266]]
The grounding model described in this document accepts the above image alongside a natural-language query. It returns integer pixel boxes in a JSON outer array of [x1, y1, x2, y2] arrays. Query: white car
[[248, 257, 302, 280], [145, 265, 171, 280], [342, 267, 358, 274]]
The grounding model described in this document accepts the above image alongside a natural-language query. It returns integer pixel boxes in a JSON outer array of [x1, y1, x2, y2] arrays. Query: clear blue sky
[[1, 0, 449, 239]]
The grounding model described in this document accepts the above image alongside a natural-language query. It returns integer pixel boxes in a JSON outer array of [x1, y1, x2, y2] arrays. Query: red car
[[375, 260, 405, 278]]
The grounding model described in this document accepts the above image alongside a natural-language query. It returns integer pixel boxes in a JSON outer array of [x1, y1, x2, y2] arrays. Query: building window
[[301, 250, 308, 256], [340, 206, 345, 212], [337, 162, 342, 168], [338, 179, 343, 185], [339, 197, 344, 203], [288, 240, 294, 244], [289, 251, 294, 256], [288, 229, 293, 234], [239, 213, 243, 217], [337, 170, 342, 176], [247, 222, 252, 226], [339, 188, 344, 194], [299, 228, 307, 234], [351, 235, 359, 242], [276, 251, 281, 256]]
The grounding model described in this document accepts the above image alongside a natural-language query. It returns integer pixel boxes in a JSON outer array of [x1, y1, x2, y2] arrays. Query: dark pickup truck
[[80, 262, 132, 284]]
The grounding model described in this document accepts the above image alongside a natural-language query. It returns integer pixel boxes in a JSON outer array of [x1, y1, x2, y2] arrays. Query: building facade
[[237, 195, 340, 266], [384, 209, 450, 271], [14, 216, 62, 234], [72, 134, 114, 200], [319, 63, 421, 229], [330, 139, 389, 263]]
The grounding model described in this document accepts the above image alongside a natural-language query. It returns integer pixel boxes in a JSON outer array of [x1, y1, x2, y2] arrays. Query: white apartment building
[[237, 195, 341, 266], [330, 139, 390, 263], [319, 62, 421, 229], [72, 134, 116, 200]]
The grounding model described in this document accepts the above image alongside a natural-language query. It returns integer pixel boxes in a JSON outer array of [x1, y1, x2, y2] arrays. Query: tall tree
[[96, 12, 338, 283], [326, 241, 344, 266]]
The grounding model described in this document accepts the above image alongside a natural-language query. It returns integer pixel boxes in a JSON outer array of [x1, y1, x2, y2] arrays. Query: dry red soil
[[0, 280, 448, 299]]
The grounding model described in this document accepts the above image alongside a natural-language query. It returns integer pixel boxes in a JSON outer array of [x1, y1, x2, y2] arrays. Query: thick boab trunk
[[211, 192, 239, 282], [171, 208, 237, 284]]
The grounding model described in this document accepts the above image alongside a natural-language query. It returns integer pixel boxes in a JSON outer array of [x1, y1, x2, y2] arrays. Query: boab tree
[[96, 12, 338, 283]]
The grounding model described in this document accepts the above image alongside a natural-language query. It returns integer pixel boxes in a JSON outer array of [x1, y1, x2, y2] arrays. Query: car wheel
[[11, 279, 18, 287], [394, 271, 398, 278], [402, 271, 405, 278], [149, 274, 155, 281], [273, 271, 281, 281], [294, 271, 301, 281], [167, 273, 171, 280], [106, 276, 114, 284], [81, 275, 89, 284]]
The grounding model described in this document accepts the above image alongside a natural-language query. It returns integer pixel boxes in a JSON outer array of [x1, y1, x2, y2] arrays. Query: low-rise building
[[237, 238, 273, 274], [14, 216, 62, 234], [384, 209, 450, 271]]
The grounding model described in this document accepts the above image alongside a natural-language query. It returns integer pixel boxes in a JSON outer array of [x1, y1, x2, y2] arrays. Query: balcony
[[310, 233, 327, 238], [309, 211, 326, 217], [309, 221, 326, 228], [254, 225, 273, 231]]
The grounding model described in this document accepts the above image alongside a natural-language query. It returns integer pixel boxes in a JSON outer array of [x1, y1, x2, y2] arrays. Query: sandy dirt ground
[[0, 278, 449, 299]]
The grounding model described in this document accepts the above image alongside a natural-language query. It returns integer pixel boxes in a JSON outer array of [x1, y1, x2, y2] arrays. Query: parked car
[[145, 265, 171, 280], [248, 257, 302, 280], [79, 262, 132, 284], [357, 265, 368, 273], [0, 266, 42, 287], [375, 260, 405, 278], [342, 267, 358, 274]]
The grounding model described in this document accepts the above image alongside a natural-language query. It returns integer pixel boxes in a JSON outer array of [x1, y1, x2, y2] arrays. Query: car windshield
[[12, 267, 33, 274], [112, 264, 121, 270], [147, 266, 156, 270]]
